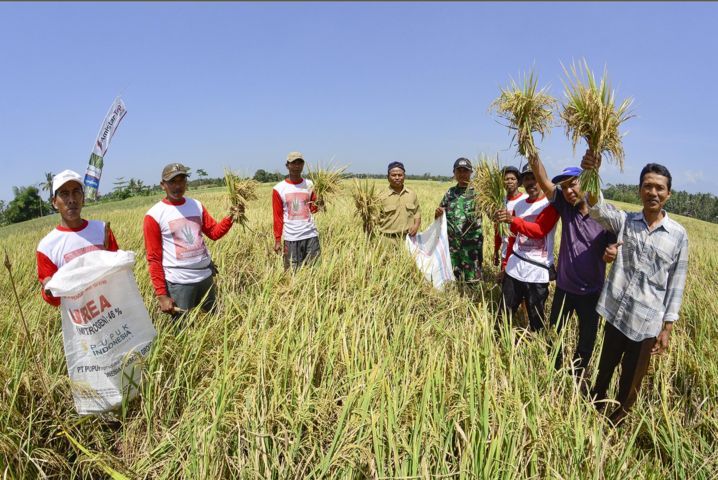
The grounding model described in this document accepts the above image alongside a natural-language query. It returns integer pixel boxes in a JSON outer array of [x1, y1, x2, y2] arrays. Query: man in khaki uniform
[[378, 161, 421, 237]]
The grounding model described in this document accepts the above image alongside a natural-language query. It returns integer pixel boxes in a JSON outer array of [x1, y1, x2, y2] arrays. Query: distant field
[[1, 180, 716, 479]]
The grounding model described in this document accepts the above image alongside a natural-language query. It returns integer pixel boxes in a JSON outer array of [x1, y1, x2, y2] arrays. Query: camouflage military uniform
[[440, 185, 483, 282]]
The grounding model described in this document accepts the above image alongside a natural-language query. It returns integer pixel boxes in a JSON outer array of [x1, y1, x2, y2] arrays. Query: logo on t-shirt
[[516, 214, 548, 257], [169, 216, 206, 260], [63, 244, 103, 263], [286, 192, 310, 220]]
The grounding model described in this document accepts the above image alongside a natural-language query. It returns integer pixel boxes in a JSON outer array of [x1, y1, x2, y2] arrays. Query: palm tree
[[197, 169, 208, 186], [40, 172, 53, 203]]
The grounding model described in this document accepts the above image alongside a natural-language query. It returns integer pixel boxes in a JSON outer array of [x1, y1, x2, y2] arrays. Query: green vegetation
[[1, 181, 716, 478], [604, 184, 718, 224]]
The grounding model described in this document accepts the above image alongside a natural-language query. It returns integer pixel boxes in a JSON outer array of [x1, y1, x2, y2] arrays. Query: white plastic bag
[[405, 215, 455, 290], [46, 249, 156, 415]]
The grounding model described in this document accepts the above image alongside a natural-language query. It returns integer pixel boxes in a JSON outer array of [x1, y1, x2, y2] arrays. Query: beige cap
[[286, 151, 304, 162], [161, 163, 190, 181]]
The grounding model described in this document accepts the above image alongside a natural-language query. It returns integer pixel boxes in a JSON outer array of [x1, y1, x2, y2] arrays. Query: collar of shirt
[[633, 210, 671, 233], [387, 185, 407, 195]]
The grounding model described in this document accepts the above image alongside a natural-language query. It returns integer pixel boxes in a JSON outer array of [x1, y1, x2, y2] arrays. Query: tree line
[[602, 184, 718, 224]]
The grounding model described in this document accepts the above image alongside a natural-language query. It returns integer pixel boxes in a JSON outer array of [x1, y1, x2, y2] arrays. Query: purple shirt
[[552, 190, 616, 295]]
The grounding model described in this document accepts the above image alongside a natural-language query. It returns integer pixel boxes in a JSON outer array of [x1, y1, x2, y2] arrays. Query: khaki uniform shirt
[[378, 186, 421, 235]]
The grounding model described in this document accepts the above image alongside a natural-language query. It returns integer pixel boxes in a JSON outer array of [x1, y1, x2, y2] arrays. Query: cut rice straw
[[306, 162, 348, 212], [560, 59, 634, 198], [351, 179, 381, 236], [224, 168, 258, 227], [490, 69, 557, 159], [471, 154, 510, 238]]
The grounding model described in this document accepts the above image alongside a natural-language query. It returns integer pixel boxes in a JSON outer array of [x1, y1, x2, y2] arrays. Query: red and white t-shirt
[[272, 178, 319, 242], [144, 197, 232, 295], [494, 192, 528, 264], [36, 220, 119, 306], [504, 196, 557, 284]]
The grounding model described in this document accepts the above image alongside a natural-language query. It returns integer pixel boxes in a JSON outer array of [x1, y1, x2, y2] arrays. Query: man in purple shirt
[[526, 153, 616, 383]]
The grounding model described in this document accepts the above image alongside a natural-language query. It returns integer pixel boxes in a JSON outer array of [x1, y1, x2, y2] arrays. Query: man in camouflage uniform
[[435, 157, 483, 282]]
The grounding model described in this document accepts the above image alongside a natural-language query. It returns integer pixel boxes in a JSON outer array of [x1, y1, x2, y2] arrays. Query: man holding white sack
[[144, 163, 240, 316], [36, 170, 119, 305], [37, 170, 155, 415]]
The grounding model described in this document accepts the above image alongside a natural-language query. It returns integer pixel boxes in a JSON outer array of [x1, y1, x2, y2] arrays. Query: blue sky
[[1, 2, 716, 202]]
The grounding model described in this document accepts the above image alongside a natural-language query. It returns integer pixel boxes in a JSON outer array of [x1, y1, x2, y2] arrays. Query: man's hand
[[41, 277, 53, 297], [407, 224, 419, 237], [158, 295, 176, 314], [495, 209, 512, 224], [652, 323, 673, 355], [603, 241, 623, 263], [580, 149, 602, 171], [274, 240, 283, 254], [527, 152, 540, 167], [434, 207, 445, 219], [229, 204, 244, 222]]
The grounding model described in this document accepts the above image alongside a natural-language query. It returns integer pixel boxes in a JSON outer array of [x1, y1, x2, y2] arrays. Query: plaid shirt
[[589, 198, 689, 342]]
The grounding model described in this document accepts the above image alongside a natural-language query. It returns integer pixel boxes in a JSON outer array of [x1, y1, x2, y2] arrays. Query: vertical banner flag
[[83, 97, 127, 200]]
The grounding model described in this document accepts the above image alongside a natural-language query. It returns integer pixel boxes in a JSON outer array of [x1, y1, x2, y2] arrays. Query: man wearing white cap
[[36, 170, 119, 306], [144, 163, 240, 316]]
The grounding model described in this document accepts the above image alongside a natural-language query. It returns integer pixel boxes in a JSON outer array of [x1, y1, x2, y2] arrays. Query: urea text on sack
[[69, 293, 114, 326]]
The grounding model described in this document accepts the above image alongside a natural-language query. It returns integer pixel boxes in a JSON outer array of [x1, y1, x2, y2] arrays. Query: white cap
[[52, 170, 84, 196]]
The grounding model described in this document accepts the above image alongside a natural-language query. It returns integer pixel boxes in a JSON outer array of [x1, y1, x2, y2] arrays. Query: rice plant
[[1, 184, 715, 479], [560, 59, 634, 197], [490, 69, 557, 159], [351, 179, 381, 236], [224, 168, 258, 226], [306, 162, 347, 211], [471, 154, 510, 238]]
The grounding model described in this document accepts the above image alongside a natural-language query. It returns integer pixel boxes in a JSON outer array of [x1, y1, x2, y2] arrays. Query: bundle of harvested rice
[[560, 59, 634, 198], [224, 168, 258, 226], [306, 163, 347, 211], [351, 179, 381, 236], [490, 69, 557, 159], [471, 154, 510, 238]]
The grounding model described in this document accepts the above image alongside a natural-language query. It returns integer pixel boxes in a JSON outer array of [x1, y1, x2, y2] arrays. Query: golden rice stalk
[[351, 179, 381, 236], [560, 59, 634, 197], [490, 69, 557, 159], [224, 168, 258, 226], [306, 163, 348, 212], [471, 154, 510, 238]]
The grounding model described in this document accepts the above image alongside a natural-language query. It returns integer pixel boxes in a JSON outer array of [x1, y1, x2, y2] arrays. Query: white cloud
[[681, 169, 703, 185]]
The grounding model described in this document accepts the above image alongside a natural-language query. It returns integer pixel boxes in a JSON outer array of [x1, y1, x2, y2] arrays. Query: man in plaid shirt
[[582, 152, 689, 425]]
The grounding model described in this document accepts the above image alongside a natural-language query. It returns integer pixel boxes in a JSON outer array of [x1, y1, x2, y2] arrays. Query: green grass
[[1, 180, 716, 479]]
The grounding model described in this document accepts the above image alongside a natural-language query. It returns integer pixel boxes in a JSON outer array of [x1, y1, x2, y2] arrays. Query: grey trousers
[[166, 275, 216, 313], [283, 236, 321, 270]]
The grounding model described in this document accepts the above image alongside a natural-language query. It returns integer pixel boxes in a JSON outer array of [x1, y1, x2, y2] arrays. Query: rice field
[[1, 180, 716, 479]]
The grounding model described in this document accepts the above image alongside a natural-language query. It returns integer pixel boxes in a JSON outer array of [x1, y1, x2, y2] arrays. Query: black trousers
[[500, 274, 549, 332], [283, 236, 321, 270], [549, 288, 601, 376], [591, 322, 656, 422]]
